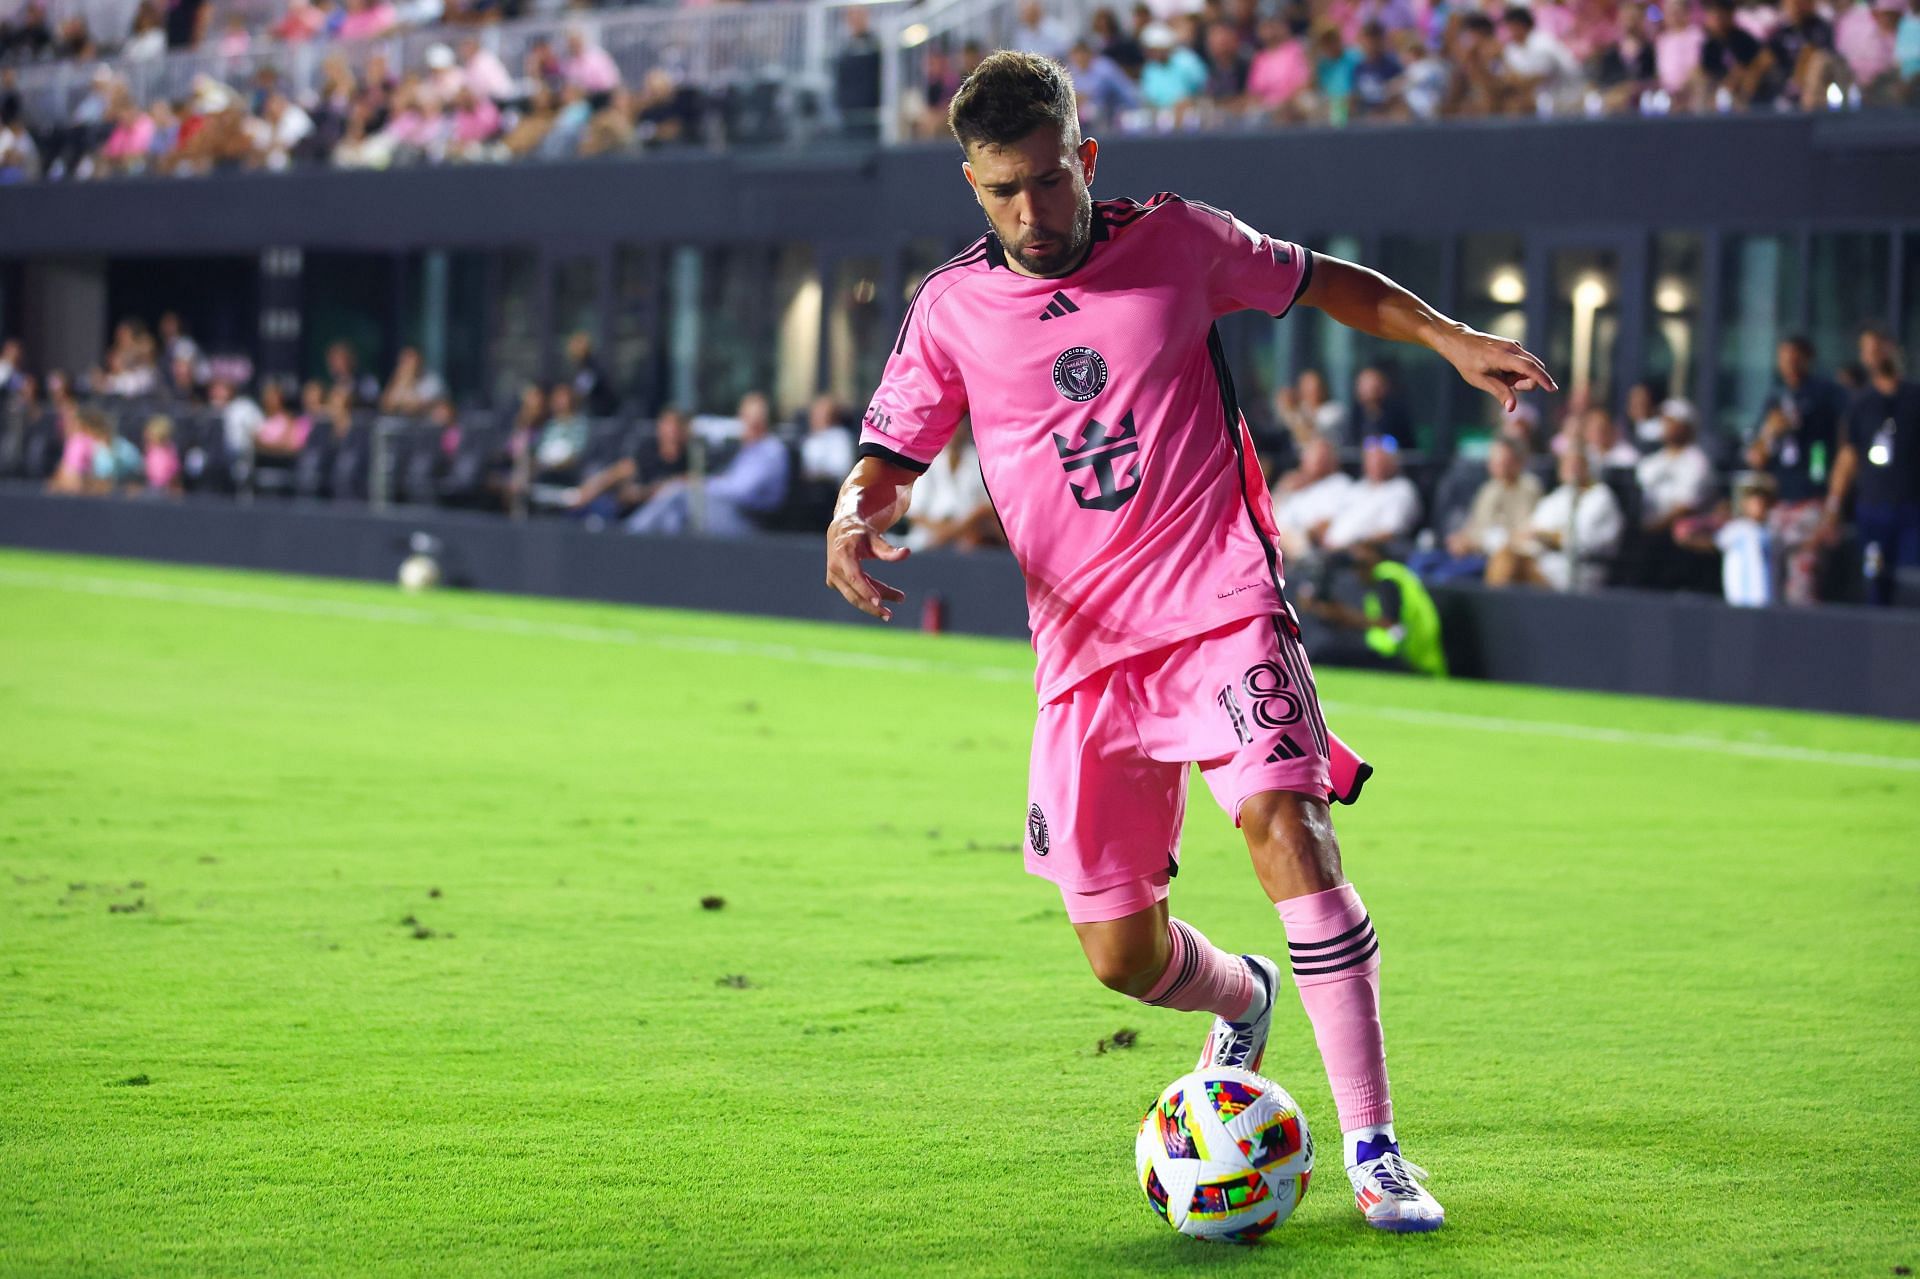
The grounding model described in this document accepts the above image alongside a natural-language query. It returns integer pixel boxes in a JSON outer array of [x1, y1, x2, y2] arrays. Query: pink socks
[[1276, 884, 1392, 1133], [1140, 917, 1257, 1021]]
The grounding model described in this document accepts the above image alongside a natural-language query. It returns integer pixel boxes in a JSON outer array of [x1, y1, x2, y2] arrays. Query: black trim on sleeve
[[1275, 249, 1316, 319], [856, 442, 931, 475]]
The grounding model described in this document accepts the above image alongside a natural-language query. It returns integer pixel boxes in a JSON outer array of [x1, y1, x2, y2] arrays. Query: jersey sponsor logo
[[1037, 291, 1080, 322], [1052, 411, 1141, 511], [1051, 346, 1108, 402], [1027, 803, 1050, 856]]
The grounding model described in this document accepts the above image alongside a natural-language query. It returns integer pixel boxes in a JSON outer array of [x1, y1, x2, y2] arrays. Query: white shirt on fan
[[1321, 476, 1420, 550], [1529, 481, 1623, 592], [907, 443, 990, 551]]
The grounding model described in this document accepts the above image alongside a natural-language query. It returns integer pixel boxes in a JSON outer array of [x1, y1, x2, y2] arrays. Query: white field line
[[4, 564, 1919, 774]]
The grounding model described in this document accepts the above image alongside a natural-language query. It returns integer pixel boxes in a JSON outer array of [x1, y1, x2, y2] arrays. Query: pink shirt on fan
[[859, 193, 1309, 704]]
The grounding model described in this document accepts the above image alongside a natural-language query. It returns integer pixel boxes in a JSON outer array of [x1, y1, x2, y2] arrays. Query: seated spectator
[[209, 377, 264, 455], [462, 37, 515, 103], [44, 405, 100, 495], [1421, 436, 1543, 580], [423, 43, 465, 104], [273, 0, 326, 43], [1580, 407, 1642, 468], [491, 383, 547, 512], [1394, 30, 1450, 121], [537, 85, 594, 161], [254, 381, 310, 462], [1501, 4, 1581, 111], [1695, 0, 1774, 108], [1247, 17, 1314, 119], [1593, 1, 1657, 111], [379, 346, 445, 415], [1349, 364, 1414, 448], [1298, 540, 1449, 677], [625, 392, 790, 537], [535, 383, 589, 481], [250, 92, 312, 171], [563, 332, 618, 417], [1013, 0, 1074, 61], [799, 395, 855, 482], [338, 0, 398, 42], [122, 1, 167, 58], [1202, 21, 1253, 112], [1898, 0, 1920, 83], [1139, 23, 1208, 113], [1768, 0, 1844, 108], [448, 86, 502, 160], [1092, 6, 1143, 76], [1272, 434, 1354, 559], [1352, 21, 1404, 117], [1066, 39, 1142, 126], [565, 407, 691, 524], [563, 27, 621, 95], [1275, 367, 1347, 449], [1323, 435, 1421, 552], [141, 414, 181, 495], [1489, 444, 1624, 590], [326, 340, 380, 407], [1311, 22, 1362, 120], [1636, 398, 1715, 532], [905, 422, 1001, 552], [426, 396, 459, 458], [580, 88, 635, 157]]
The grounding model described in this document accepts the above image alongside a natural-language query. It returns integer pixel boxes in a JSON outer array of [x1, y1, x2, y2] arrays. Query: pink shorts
[[1026, 613, 1333, 911]]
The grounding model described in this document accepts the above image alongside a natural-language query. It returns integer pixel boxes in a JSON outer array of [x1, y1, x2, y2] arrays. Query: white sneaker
[[1348, 1143, 1446, 1232], [1195, 955, 1280, 1073]]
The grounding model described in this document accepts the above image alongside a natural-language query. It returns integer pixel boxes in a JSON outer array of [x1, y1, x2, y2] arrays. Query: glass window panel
[[443, 252, 488, 403], [549, 255, 600, 379], [1453, 233, 1527, 438], [1809, 232, 1890, 382], [1904, 233, 1920, 379], [611, 246, 661, 414], [1375, 235, 1447, 450], [696, 246, 775, 414], [1297, 232, 1363, 430], [828, 256, 885, 413], [772, 245, 820, 420], [489, 249, 541, 409], [1715, 234, 1799, 440], [1646, 232, 1705, 407], [1548, 247, 1622, 412]]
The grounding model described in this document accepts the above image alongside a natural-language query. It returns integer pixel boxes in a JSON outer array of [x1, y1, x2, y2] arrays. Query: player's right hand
[[826, 518, 910, 621]]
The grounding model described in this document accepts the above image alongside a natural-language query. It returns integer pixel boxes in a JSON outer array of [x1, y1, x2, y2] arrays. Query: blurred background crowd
[[0, 0, 1916, 181]]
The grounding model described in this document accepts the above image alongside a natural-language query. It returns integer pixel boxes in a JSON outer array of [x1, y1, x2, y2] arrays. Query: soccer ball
[[397, 553, 442, 593], [1135, 1067, 1313, 1243]]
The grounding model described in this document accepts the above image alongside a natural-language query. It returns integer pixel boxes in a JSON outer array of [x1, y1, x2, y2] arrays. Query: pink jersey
[[859, 193, 1311, 703]]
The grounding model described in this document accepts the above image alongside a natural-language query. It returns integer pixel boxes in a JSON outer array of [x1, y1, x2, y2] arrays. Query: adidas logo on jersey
[[1037, 291, 1080, 321], [1265, 736, 1306, 763]]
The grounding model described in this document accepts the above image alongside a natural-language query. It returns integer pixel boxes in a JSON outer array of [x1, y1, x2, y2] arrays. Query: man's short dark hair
[[1781, 334, 1815, 359], [947, 50, 1080, 154], [1502, 5, 1533, 28]]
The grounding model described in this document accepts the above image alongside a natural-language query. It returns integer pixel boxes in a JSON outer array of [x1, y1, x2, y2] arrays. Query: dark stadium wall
[[5, 490, 1919, 722], [0, 115, 1916, 256]]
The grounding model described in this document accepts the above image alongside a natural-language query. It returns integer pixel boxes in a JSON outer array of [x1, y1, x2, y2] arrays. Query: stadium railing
[[8, 0, 911, 132]]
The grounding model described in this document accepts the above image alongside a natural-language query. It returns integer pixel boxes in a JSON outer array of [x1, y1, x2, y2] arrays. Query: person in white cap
[[1635, 397, 1714, 531]]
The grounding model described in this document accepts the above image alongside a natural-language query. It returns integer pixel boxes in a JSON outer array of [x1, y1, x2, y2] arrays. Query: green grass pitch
[[2, 546, 1917, 1277]]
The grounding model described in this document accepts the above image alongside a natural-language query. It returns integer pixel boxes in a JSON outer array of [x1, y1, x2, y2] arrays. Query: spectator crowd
[[1261, 324, 1920, 609], [0, 314, 1020, 555], [1, 300, 1914, 609], [0, 0, 1917, 182]]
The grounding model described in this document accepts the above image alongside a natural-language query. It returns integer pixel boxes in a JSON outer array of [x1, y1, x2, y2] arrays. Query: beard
[[997, 186, 1094, 279]]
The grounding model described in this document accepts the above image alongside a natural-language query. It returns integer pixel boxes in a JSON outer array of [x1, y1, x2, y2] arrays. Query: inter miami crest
[[1052, 346, 1108, 402], [1052, 412, 1141, 512], [1027, 803, 1049, 856]]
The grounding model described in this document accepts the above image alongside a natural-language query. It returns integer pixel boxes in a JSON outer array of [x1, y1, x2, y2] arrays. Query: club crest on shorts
[[1052, 347, 1108, 402], [1027, 803, 1050, 855]]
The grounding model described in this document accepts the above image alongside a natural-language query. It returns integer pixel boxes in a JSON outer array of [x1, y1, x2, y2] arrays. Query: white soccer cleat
[[1195, 955, 1280, 1073], [1348, 1143, 1446, 1232]]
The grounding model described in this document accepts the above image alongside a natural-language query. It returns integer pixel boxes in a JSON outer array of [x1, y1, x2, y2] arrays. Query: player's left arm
[[1296, 254, 1557, 413]]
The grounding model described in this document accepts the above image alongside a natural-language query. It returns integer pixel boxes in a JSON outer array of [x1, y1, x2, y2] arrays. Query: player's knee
[[1241, 791, 1342, 889], [1087, 943, 1166, 997]]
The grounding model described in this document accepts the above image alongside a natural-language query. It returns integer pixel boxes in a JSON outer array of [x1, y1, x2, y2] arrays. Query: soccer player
[[824, 52, 1555, 1233]]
